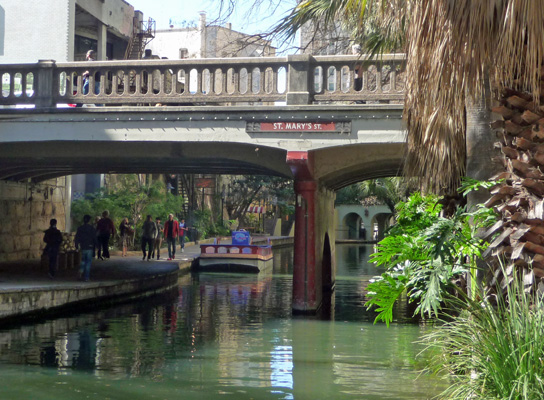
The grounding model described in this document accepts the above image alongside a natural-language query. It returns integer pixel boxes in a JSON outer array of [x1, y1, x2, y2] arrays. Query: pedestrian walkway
[[0, 242, 200, 291], [0, 242, 204, 322]]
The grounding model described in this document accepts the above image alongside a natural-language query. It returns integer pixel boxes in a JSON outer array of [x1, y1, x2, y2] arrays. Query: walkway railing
[[0, 54, 405, 108]]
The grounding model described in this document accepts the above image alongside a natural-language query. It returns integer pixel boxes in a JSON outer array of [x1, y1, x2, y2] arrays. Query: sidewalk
[[0, 242, 203, 322], [0, 242, 202, 291]]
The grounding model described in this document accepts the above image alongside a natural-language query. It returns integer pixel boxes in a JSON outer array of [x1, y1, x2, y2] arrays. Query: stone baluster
[[376, 68, 383, 93], [335, 65, 342, 93], [270, 67, 278, 94], [247, 67, 253, 95], [233, 67, 240, 95], [390, 68, 397, 94], [196, 67, 203, 95], [220, 68, 228, 95]]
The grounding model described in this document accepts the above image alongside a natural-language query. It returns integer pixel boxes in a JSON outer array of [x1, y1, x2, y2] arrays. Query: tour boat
[[198, 231, 273, 272]]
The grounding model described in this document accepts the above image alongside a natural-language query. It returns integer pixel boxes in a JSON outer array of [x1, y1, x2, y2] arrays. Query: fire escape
[[124, 17, 156, 60]]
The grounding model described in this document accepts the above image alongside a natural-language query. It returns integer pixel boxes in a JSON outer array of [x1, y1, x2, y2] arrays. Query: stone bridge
[[0, 54, 407, 314]]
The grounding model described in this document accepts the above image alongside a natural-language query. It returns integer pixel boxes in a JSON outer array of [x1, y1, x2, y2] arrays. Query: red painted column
[[292, 179, 318, 312], [287, 151, 320, 313]]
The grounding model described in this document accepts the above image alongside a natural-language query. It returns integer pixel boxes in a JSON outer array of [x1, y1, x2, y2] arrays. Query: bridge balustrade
[[0, 55, 405, 108], [311, 55, 405, 103]]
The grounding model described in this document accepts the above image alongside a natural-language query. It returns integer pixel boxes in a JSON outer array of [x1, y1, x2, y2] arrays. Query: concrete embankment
[[0, 257, 190, 324]]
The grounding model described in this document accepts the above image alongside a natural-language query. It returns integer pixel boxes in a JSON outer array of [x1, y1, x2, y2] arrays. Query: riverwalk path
[[0, 236, 292, 323]]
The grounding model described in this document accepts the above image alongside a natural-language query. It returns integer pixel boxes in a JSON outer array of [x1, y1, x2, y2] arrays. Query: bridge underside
[[0, 141, 405, 185], [0, 141, 292, 181], [313, 143, 405, 190], [0, 105, 405, 183]]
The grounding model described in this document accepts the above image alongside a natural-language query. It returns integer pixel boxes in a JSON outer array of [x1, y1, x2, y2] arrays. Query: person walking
[[43, 218, 63, 278], [141, 215, 157, 261], [92, 215, 100, 258], [163, 213, 179, 260], [82, 49, 100, 95], [179, 218, 188, 253], [74, 214, 98, 282], [96, 210, 115, 259], [119, 217, 131, 257], [151, 217, 163, 260]]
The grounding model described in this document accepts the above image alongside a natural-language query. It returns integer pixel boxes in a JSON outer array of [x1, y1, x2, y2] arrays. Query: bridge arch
[[336, 205, 393, 241], [371, 212, 395, 241], [310, 143, 405, 190], [343, 212, 363, 239], [0, 141, 291, 182]]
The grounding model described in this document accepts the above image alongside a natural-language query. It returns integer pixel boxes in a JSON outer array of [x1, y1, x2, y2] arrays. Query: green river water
[[0, 244, 447, 399]]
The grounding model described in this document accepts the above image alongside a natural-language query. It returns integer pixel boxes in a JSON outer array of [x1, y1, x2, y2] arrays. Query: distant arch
[[342, 212, 363, 239], [336, 205, 392, 241]]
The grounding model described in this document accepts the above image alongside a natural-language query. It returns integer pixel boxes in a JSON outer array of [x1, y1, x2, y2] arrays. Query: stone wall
[[0, 178, 67, 262]]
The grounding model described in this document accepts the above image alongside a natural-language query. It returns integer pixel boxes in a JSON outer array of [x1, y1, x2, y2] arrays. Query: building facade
[[0, 0, 137, 63], [147, 13, 275, 60]]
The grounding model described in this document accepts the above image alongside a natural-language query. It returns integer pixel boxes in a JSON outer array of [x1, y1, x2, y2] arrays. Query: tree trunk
[[483, 82, 544, 295], [466, 80, 500, 207], [465, 79, 501, 291]]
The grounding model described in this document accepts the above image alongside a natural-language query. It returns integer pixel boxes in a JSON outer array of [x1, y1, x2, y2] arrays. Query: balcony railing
[[0, 54, 405, 108]]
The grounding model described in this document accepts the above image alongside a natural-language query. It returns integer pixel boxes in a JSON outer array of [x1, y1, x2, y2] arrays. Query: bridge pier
[[288, 152, 336, 314]]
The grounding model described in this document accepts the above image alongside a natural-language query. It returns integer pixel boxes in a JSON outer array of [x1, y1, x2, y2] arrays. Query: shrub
[[423, 277, 544, 399], [365, 191, 497, 325]]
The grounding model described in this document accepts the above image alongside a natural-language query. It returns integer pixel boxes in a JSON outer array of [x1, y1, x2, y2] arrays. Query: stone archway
[[370, 212, 394, 241], [343, 212, 362, 239]]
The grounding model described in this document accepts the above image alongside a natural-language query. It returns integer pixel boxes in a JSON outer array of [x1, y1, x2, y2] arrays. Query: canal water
[[0, 245, 446, 399]]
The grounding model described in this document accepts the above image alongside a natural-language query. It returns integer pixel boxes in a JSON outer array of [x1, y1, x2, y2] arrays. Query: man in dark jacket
[[75, 214, 98, 281], [43, 218, 63, 278], [96, 210, 115, 259], [151, 217, 163, 260], [141, 215, 157, 261]]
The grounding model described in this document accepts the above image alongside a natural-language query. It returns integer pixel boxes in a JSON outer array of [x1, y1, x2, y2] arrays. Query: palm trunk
[[483, 82, 544, 293], [466, 80, 499, 206], [465, 79, 500, 292]]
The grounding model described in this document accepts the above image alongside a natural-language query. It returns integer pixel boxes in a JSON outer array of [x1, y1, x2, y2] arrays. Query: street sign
[[195, 178, 215, 188], [246, 121, 351, 134]]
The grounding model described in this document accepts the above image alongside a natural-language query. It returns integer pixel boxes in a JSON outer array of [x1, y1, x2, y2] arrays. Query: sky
[[127, 0, 297, 52]]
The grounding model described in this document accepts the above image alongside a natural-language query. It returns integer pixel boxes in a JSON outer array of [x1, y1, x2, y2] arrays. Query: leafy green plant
[[365, 187, 497, 326], [457, 177, 503, 197]]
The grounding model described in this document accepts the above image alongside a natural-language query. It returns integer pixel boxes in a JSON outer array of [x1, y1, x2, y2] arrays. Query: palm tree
[[335, 177, 413, 212], [272, 0, 544, 290], [359, 178, 412, 213]]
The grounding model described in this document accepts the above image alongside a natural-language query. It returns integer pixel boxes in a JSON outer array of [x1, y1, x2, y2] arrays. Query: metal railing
[[0, 54, 405, 108]]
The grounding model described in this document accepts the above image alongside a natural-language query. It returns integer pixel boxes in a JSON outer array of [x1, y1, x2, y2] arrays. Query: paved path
[[0, 242, 203, 292]]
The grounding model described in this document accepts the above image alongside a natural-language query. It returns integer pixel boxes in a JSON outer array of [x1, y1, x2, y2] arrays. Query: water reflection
[[0, 245, 445, 399]]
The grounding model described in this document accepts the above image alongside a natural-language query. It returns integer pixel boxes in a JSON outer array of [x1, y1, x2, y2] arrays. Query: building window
[[75, 35, 97, 61], [179, 48, 188, 59]]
